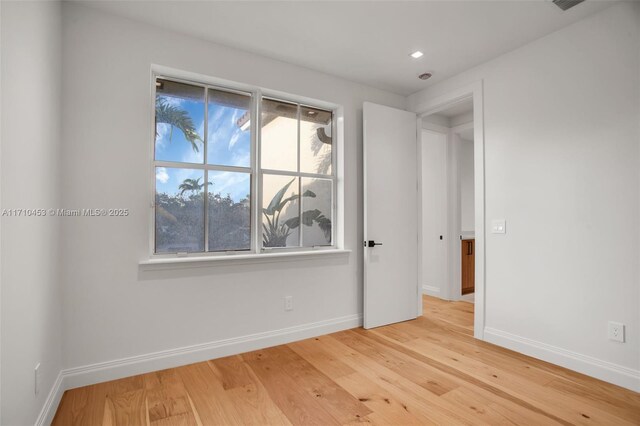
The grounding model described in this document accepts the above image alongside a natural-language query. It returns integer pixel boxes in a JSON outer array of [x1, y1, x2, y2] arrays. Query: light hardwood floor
[[53, 296, 640, 425]]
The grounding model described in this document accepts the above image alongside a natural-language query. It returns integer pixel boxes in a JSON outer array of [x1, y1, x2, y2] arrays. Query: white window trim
[[144, 65, 345, 266], [140, 248, 352, 269]]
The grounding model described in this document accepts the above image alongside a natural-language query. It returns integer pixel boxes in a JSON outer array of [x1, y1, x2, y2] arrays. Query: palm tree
[[178, 177, 210, 196], [310, 127, 332, 174], [155, 97, 203, 152]]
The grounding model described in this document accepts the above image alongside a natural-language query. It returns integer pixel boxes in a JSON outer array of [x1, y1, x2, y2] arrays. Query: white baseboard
[[35, 371, 65, 426], [37, 313, 361, 422], [63, 313, 361, 392], [422, 284, 440, 296], [484, 327, 640, 392]]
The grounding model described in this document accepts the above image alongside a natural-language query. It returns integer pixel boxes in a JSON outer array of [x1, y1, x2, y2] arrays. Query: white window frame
[[146, 65, 345, 263]]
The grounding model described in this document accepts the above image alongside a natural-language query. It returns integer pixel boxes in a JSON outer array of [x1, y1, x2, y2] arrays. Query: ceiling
[[78, 0, 615, 95], [434, 98, 473, 119], [422, 97, 473, 127]]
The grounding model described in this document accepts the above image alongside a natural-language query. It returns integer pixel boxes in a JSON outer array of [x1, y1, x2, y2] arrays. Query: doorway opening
[[416, 82, 485, 339]]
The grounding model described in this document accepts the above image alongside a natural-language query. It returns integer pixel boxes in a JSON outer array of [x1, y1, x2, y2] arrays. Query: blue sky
[[155, 94, 251, 201]]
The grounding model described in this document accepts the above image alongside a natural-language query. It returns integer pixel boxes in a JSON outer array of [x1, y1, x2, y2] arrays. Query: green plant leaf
[[284, 209, 322, 229], [316, 215, 332, 240], [274, 190, 316, 213], [283, 216, 299, 229], [264, 178, 295, 215], [155, 98, 203, 153]]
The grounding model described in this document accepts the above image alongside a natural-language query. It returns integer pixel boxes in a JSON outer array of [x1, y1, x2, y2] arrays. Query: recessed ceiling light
[[418, 72, 433, 80], [410, 51, 424, 59]]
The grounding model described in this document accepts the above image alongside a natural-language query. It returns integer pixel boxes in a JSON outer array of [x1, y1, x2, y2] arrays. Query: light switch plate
[[491, 220, 506, 234]]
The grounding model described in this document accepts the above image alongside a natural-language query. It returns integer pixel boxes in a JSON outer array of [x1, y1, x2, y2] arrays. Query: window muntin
[[154, 77, 253, 254], [207, 89, 252, 168], [259, 97, 334, 249], [301, 177, 333, 247], [155, 80, 205, 164], [155, 167, 205, 253], [207, 171, 251, 252], [262, 174, 300, 248], [260, 98, 298, 172], [152, 75, 337, 257], [300, 106, 332, 175]]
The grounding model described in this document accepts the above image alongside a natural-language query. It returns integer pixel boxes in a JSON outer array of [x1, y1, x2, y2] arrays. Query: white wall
[[60, 3, 405, 383], [458, 137, 475, 233], [1, 1, 64, 424], [409, 2, 640, 389], [421, 130, 448, 297]]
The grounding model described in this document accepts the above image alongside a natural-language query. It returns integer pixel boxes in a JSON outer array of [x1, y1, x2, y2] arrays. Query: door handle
[[467, 241, 473, 255], [365, 240, 383, 248]]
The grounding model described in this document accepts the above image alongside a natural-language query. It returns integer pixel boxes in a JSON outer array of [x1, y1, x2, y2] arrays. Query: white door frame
[[415, 81, 486, 340], [450, 121, 474, 302]]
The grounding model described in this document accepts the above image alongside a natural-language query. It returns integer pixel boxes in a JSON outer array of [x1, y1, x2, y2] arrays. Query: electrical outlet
[[284, 296, 293, 311], [608, 321, 625, 343], [34, 363, 41, 395]]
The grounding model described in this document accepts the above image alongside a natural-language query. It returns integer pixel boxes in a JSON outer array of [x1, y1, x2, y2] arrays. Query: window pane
[[261, 99, 297, 172], [301, 178, 333, 246], [155, 167, 205, 253], [262, 175, 299, 248], [208, 89, 251, 167], [208, 171, 251, 251], [155, 79, 205, 164], [300, 107, 332, 175]]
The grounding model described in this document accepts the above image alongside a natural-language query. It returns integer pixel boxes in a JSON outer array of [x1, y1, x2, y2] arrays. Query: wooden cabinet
[[461, 239, 475, 295]]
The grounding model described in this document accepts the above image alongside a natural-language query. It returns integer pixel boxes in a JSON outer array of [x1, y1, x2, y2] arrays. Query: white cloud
[[232, 150, 251, 167], [210, 171, 249, 200], [155, 123, 170, 151], [228, 131, 242, 149], [156, 167, 170, 184], [210, 107, 225, 125], [181, 146, 203, 164]]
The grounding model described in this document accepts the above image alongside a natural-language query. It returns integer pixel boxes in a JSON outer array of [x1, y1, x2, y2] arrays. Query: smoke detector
[[418, 72, 432, 80]]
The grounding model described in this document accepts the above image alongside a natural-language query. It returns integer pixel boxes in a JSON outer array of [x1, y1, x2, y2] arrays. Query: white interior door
[[363, 102, 418, 329], [421, 129, 448, 296]]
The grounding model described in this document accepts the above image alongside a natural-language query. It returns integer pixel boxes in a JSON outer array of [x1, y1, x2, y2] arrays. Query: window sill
[[139, 249, 351, 270]]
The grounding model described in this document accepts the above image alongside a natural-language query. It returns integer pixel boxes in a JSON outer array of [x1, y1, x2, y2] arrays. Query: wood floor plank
[[258, 346, 372, 424], [335, 372, 434, 425], [398, 319, 640, 420], [242, 348, 343, 425], [224, 383, 292, 426], [142, 370, 199, 426], [288, 337, 356, 380], [212, 354, 293, 425], [175, 362, 244, 425], [544, 378, 640, 424], [208, 355, 256, 390], [386, 321, 559, 387], [333, 329, 461, 396], [377, 331, 636, 425], [52, 384, 110, 426], [102, 389, 147, 426], [53, 295, 640, 425], [442, 386, 559, 426], [353, 329, 576, 425], [319, 333, 484, 425]]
